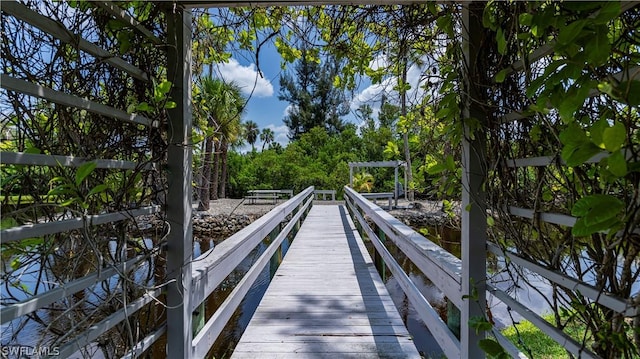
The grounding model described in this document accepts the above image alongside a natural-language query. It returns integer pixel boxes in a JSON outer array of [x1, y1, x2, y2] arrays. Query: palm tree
[[260, 128, 275, 151], [194, 77, 244, 210], [352, 172, 375, 193], [244, 120, 259, 152], [217, 112, 242, 199]]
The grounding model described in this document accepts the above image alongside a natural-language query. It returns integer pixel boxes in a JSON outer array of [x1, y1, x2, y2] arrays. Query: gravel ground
[[193, 198, 285, 217], [193, 197, 450, 217]]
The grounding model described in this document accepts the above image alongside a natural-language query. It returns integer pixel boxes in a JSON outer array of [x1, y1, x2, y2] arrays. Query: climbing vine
[[1, 1, 169, 357]]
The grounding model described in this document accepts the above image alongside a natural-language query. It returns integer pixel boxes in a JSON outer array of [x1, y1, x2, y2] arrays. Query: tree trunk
[[400, 56, 414, 201], [219, 140, 229, 198], [198, 136, 212, 211], [210, 141, 219, 200]]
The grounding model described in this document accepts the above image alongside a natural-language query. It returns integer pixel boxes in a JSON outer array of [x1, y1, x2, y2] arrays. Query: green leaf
[[572, 216, 620, 237], [479, 339, 506, 357], [559, 122, 589, 146], [496, 28, 507, 55], [117, 31, 131, 55], [157, 80, 172, 96], [135, 102, 153, 112], [494, 68, 509, 83], [426, 163, 446, 175], [572, 194, 623, 217], [593, 2, 621, 25], [11, 258, 21, 271], [607, 151, 627, 177], [25, 146, 41, 154], [1, 218, 18, 230], [619, 80, 640, 106], [598, 82, 615, 97], [563, 142, 602, 166], [164, 101, 177, 109], [469, 316, 493, 333], [436, 15, 454, 36], [487, 216, 495, 227], [88, 184, 108, 197], [590, 118, 608, 148], [75, 161, 97, 186], [603, 122, 626, 152], [519, 13, 533, 26], [60, 198, 78, 207], [445, 155, 455, 171], [48, 184, 74, 196], [557, 20, 588, 45], [571, 194, 624, 237], [586, 27, 611, 66], [482, 3, 498, 29]]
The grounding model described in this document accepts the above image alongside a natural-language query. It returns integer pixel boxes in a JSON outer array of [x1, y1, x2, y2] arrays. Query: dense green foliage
[[227, 126, 363, 198], [2, 1, 638, 357]]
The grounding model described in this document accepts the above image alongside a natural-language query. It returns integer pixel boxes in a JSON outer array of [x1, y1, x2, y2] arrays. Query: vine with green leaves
[[1, 1, 172, 356]]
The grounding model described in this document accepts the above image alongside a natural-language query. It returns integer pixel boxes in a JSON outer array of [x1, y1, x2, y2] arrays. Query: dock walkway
[[231, 205, 420, 358]]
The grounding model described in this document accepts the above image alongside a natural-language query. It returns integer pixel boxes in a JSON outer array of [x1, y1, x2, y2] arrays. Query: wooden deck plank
[[231, 205, 420, 358]]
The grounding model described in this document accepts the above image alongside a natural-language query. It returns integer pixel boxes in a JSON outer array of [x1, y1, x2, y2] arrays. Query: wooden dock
[[231, 205, 420, 358]]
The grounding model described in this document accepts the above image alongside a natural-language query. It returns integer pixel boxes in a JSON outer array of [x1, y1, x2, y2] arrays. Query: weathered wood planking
[[231, 205, 421, 358]]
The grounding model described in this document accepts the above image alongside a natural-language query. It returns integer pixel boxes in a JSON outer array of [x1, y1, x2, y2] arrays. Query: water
[[4, 222, 636, 358], [196, 235, 292, 359], [1, 238, 156, 358]]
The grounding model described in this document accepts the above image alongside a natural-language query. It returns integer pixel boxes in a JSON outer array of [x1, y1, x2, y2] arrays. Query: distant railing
[[314, 189, 336, 201], [189, 186, 314, 358]]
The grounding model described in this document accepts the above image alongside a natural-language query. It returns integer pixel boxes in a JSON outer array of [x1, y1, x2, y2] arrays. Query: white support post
[[404, 165, 408, 202], [461, 3, 487, 358], [394, 166, 399, 207], [166, 7, 193, 359], [349, 165, 353, 187]]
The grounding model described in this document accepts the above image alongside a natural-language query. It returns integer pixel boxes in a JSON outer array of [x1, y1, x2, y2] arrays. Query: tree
[[244, 120, 259, 152], [194, 77, 244, 210], [279, 49, 349, 140], [260, 128, 275, 151]]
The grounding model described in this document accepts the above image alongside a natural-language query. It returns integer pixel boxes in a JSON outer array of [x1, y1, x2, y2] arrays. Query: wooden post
[[376, 225, 387, 282], [349, 167, 354, 187], [461, 2, 487, 358], [447, 299, 461, 339], [166, 6, 193, 359], [394, 166, 399, 208], [269, 223, 281, 279]]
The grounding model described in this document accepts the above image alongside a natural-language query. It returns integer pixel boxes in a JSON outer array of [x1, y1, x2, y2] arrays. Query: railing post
[[269, 223, 282, 279], [461, 2, 488, 358], [166, 6, 193, 359], [375, 225, 387, 282]]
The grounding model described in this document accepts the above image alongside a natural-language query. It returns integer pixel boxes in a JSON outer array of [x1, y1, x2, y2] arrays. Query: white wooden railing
[[189, 186, 314, 358]]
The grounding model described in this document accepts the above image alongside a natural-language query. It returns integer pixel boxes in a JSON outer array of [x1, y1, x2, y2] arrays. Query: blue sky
[[208, 39, 431, 151], [209, 44, 305, 149]]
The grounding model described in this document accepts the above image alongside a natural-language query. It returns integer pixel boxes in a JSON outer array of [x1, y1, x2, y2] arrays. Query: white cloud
[[350, 60, 431, 116], [267, 124, 290, 146], [368, 54, 390, 71], [350, 78, 395, 114], [214, 59, 274, 98], [283, 104, 296, 117]]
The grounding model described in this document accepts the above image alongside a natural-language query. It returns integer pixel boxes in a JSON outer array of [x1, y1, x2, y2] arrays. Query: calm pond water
[[3, 219, 636, 358]]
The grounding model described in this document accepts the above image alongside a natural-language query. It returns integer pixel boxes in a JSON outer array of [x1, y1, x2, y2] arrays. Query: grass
[[0, 194, 60, 205], [501, 313, 587, 359]]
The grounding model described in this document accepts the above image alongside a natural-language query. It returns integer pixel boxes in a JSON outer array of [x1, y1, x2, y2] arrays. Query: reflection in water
[[192, 234, 292, 359]]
